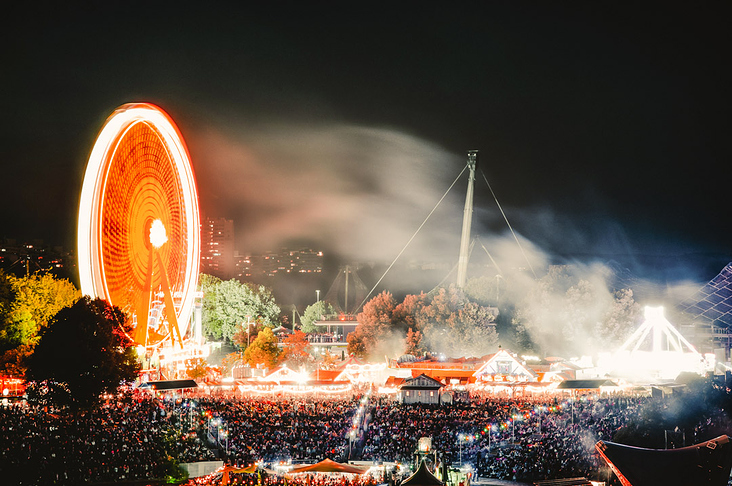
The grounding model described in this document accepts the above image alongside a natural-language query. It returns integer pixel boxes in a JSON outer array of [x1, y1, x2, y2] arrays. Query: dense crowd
[[4, 383, 731, 485], [198, 394, 361, 464], [0, 390, 214, 485], [196, 391, 652, 484], [360, 394, 649, 483], [472, 396, 645, 482]]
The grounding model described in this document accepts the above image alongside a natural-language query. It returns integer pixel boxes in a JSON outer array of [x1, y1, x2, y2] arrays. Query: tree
[[404, 327, 423, 356], [511, 265, 642, 357], [0, 271, 79, 375], [243, 327, 280, 368], [279, 330, 312, 368], [199, 274, 281, 342], [418, 286, 498, 358], [185, 357, 208, 381], [25, 297, 141, 410], [232, 317, 265, 349], [597, 288, 642, 348], [0, 270, 14, 322], [347, 291, 398, 359], [348, 287, 499, 359], [300, 300, 335, 333], [392, 292, 429, 354], [221, 352, 241, 379], [317, 349, 340, 370], [464, 275, 501, 306]]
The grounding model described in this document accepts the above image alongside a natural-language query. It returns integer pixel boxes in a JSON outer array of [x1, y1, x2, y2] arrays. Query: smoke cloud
[[186, 118, 711, 359], [188, 121, 464, 264]]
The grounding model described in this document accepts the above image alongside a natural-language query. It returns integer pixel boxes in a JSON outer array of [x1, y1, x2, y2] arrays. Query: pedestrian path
[[472, 478, 531, 486]]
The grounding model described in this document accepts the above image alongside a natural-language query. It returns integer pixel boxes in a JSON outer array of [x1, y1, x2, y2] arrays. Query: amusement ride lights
[[77, 103, 200, 349]]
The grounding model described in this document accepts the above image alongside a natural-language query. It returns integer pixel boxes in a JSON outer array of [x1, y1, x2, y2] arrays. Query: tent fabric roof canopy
[[400, 461, 444, 486], [557, 379, 617, 389], [138, 379, 198, 390], [288, 459, 368, 475]]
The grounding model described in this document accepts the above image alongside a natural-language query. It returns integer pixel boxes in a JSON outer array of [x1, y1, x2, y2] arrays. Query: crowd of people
[[359, 394, 648, 482], [0, 390, 215, 484], [4, 382, 731, 485], [197, 394, 361, 465], [188, 390, 657, 484]]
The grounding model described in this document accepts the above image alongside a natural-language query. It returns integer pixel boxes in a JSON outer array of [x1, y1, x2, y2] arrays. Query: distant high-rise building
[[201, 217, 235, 279], [235, 252, 253, 279], [236, 248, 324, 279], [288, 248, 323, 274]]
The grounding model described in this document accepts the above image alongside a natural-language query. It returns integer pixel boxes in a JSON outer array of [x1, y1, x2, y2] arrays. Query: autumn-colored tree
[[243, 327, 280, 368], [347, 291, 398, 359], [419, 286, 498, 358], [0, 271, 79, 348], [317, 349, 340, 370], [0, 271, 79, 376], [404, 327, 424, 356], [393, 293, 429, 354], [185, 357, 208, 380], [221, 352, 242, 378], [279, 330, 312, 368], [232, 317, 263, 349]]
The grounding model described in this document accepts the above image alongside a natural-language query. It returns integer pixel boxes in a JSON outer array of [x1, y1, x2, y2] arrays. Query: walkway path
[[473, 478, 531, 486]]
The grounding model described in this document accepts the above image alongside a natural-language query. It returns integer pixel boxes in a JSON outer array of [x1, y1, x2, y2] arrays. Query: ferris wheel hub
[[149, 219, 168, 249]]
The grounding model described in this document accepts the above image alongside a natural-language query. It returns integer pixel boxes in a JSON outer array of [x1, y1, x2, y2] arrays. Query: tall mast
[[457, 150, 478, 288]]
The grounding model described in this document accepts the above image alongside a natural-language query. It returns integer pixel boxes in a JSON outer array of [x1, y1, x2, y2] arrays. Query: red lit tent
[[289, 458, 368, 474]]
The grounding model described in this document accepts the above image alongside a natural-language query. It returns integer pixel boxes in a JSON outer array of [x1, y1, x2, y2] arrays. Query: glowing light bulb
[[149, 219, 168, 248]]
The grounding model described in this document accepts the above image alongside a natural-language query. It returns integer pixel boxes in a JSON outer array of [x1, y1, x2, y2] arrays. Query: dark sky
[[2, 2, 731, 283]]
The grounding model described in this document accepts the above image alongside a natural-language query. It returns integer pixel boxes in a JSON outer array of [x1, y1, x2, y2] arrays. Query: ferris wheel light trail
[[77, 103, 200, 348]]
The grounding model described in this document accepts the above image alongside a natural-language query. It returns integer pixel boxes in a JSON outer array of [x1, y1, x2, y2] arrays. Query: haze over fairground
[[2, 3, 731, 291]]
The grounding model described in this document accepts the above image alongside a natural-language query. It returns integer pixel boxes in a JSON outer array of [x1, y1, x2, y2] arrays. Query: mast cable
[[479, 169, 536, 278], [354, 164, 469, 314]]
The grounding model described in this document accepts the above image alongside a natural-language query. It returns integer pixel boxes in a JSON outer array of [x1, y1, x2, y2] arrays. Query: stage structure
[[78, 103, 201, 354], [598, 306, 714, 381]]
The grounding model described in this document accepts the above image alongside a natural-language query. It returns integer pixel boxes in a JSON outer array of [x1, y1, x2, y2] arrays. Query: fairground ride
[[77, 103, 205, 377], [598, 306, 715, 381]]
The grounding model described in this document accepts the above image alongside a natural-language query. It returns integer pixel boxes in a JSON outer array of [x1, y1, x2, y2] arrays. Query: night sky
[[2, 2, 731, 285]]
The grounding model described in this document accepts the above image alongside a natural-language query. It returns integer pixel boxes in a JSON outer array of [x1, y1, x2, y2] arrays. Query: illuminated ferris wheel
[[77, 103, 200, 348]]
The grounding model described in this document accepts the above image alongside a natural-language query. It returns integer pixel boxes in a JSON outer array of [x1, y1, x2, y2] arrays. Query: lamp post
[[458, 433, 464, 466], [245, 315, 252, 347], [223, 422, 229, 456], [316, 289, 320, 303], [571, 398, 575, 425]]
